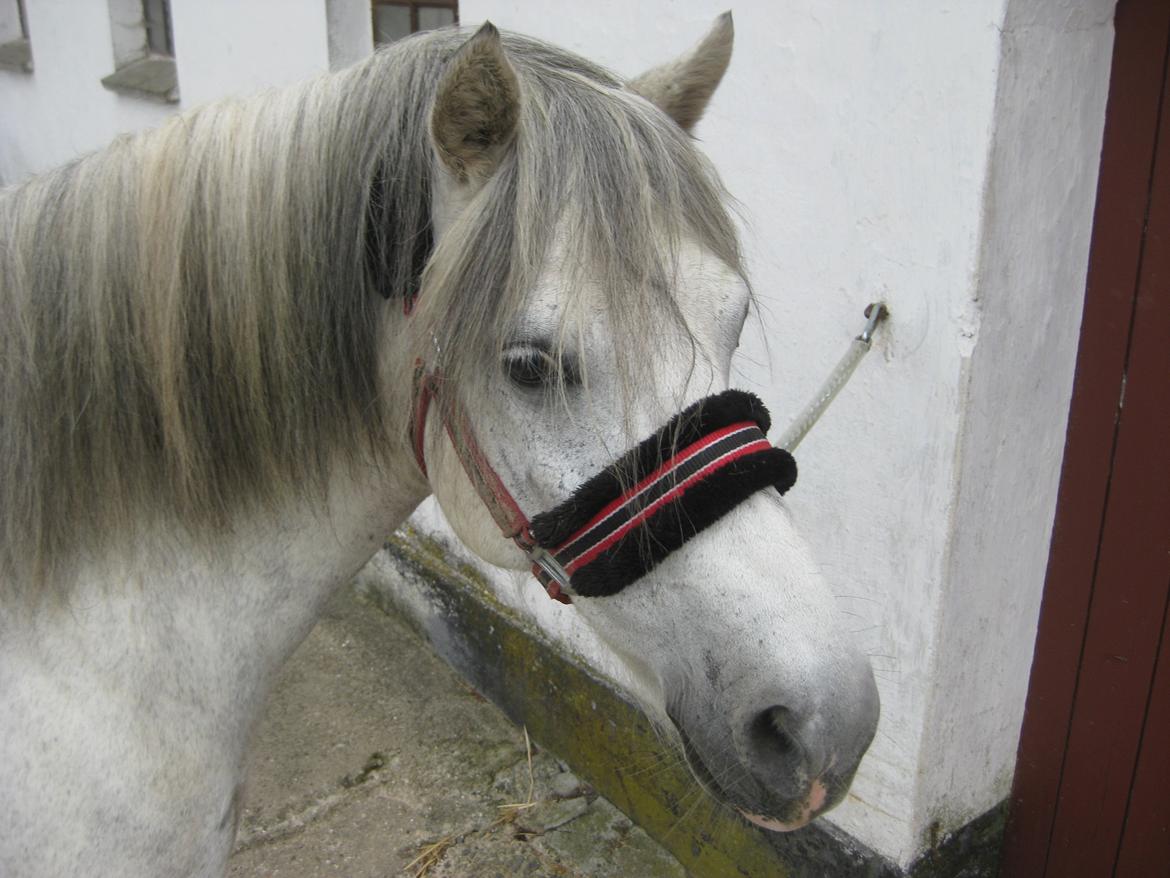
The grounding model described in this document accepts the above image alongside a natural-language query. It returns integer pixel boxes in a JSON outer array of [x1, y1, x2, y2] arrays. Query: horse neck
[[15, 440, 430, 748], [0, 445, 428, 878]]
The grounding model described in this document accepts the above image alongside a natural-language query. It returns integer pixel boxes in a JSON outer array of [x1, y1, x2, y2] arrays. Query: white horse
[[0, 17, 878, 877]]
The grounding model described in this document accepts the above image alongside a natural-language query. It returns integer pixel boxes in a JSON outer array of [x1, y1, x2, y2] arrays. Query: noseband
[[411, 365, 796, 604]]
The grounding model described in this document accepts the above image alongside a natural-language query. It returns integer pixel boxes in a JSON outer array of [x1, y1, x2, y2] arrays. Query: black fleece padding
[[529, 390, 797, 598]]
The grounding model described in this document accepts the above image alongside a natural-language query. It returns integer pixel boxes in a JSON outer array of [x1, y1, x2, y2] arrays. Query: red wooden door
[[1001, 0, 1170, 875]]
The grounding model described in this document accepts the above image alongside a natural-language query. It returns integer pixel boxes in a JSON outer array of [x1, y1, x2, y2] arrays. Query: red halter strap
[[410, 363, 796, 603], [411, 363, 574, 604]]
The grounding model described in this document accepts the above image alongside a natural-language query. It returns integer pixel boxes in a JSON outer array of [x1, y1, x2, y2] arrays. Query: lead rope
[[774, 303, 888, 453]]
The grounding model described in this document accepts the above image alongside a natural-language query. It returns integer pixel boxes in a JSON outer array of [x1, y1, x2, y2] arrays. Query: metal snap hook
[[858, 302, 889, 345]]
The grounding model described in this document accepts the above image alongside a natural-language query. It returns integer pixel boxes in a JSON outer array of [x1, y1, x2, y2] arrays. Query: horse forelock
[[411, 30, 746, 431], [0, 27, 743, 602]]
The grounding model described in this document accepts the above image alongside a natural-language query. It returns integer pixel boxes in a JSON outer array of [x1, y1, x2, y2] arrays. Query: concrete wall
[[915, 0, 1114, 840], [169, 0, 329, 108], [0, 0, 331, 183], [0, 0, 1115, 868], [0, 0, 169, 182]]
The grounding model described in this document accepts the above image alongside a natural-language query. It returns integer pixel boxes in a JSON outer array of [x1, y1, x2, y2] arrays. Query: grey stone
[[534, 797, 687, 878], [524, 796, 591, 832], [549, 769, 586, 799], [0, 39, 32, 73], [100, 55, 178, 102]]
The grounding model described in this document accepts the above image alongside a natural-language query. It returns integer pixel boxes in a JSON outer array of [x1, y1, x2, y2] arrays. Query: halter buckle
[[513, 530, 573, 603], [528, 545, 572, 591]]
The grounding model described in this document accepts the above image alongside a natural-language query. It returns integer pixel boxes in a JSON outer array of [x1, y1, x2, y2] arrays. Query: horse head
[[410, 19, 879, 832]]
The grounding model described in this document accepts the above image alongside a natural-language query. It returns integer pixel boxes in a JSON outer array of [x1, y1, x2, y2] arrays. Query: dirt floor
[[227, 585, 686, 878]]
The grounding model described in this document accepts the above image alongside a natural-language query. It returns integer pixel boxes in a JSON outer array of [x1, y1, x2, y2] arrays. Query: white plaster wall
[[0, 0, 1115, 868], [0, 0, 333, 184], [107, 0, 150, 68], [169, 0, 330, 108], [326, 0, 374, 70], [916, 0, 1114, 837], [0, 3, 23, 43], [0, 0, 170, 183]]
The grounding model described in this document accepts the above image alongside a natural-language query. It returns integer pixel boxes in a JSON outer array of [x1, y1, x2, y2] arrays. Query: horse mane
[[0, 28, 743, 600]]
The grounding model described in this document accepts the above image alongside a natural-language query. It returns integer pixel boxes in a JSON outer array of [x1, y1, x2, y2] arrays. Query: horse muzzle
[[670, 665, 879, 833]]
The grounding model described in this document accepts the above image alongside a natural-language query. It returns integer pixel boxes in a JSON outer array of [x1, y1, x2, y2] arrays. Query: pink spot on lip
[[807, 778, 828, 811], [738, 779, 829, 833]]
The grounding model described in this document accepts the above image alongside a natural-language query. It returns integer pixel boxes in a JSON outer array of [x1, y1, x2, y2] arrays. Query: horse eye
[[504, 350, 553, 389], [503, 347, 581, 390]]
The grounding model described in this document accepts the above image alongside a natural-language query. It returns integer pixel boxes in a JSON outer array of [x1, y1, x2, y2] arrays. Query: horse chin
[[738, 806, 817, 833], [674, 721, 832, 834], [737, 776, 829, 832]]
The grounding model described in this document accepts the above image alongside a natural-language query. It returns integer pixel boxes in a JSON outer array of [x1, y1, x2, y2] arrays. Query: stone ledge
[[100, 55, 178, 103], [0, 39, 32, 73]]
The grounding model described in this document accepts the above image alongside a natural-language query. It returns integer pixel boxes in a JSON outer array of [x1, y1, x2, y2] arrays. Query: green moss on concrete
[[387, 528, 506, 609]]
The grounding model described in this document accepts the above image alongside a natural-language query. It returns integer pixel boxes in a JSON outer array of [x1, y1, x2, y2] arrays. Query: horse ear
[[431, 22, 521, 183], [628, 12, 733, 133]]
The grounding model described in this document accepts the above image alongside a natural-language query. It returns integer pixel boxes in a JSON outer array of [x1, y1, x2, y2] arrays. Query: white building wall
[[169, 0, 329, 108], [0, 0, 170, 182], [327, 0, 374, 70], [0, 3, 20, 43], [0, 0, 1115, 868], [0, 0, 330, 183], [915, 0, 1114, 836]]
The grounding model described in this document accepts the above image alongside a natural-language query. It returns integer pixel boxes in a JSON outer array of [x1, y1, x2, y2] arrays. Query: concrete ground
[[228, 584, 686, 878]]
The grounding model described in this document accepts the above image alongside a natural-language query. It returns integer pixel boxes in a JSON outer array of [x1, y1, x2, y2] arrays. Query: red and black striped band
[[529, 390, 796, 598]]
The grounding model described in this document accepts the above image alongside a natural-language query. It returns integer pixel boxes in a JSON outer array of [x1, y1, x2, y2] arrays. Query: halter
[[411, 361, 796, 603], [408, 301, 886, 604], [412, 365, 577, 601]]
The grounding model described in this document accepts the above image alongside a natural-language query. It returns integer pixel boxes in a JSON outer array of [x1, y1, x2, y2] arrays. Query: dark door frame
[[1001, 0, 1170, 874]]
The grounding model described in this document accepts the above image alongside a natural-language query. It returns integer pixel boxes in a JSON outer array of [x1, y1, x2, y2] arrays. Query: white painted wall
[[170, 0, 329, 108], [0, 0, 169, 182], [0, 0, 330, 183], [915, 0, 1114, 839], [0, 2, 23, 43], [0, 0, 1115, 868], [326, 0, 373, 70]]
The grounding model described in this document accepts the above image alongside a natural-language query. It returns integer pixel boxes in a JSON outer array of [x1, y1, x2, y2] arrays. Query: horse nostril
[[746, 706, 810, 790], [750, 706, 800, 756]]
